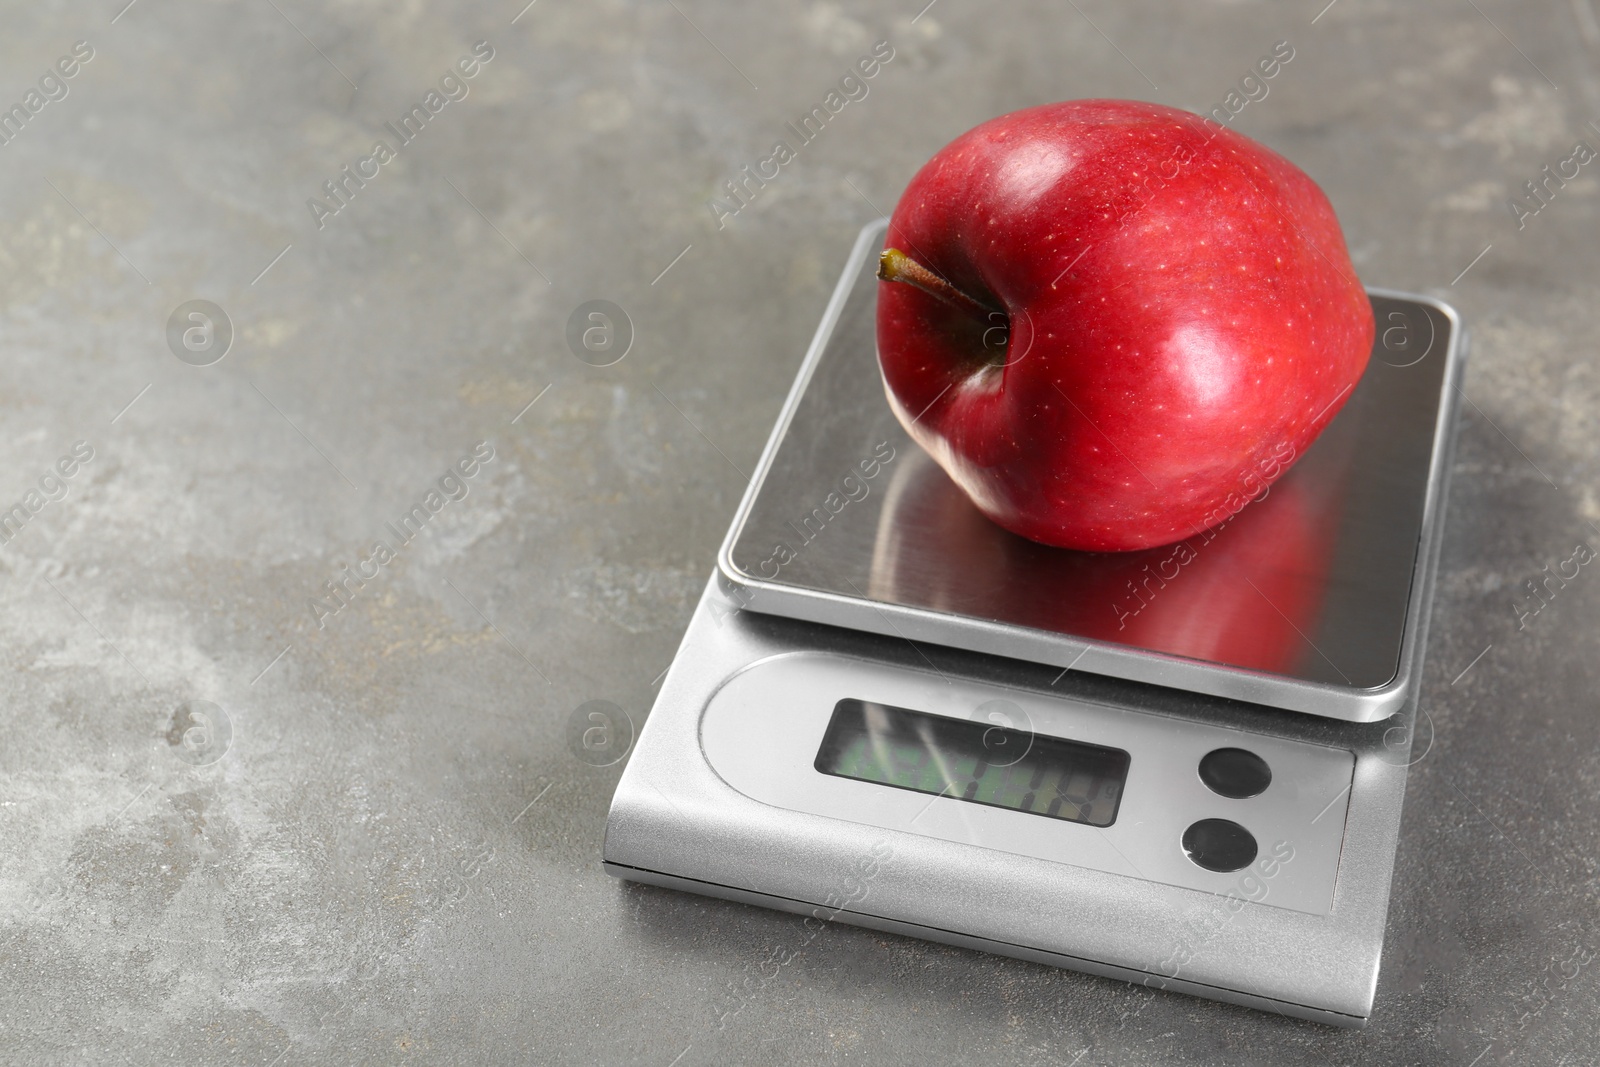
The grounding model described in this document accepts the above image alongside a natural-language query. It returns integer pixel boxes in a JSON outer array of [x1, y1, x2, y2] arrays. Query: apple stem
[[878, 248, 1001, 321]]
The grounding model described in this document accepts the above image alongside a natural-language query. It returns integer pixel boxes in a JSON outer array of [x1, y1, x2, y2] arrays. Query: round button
[[1198, 747, 1272, 799], [1182, 818, 1258, 873]]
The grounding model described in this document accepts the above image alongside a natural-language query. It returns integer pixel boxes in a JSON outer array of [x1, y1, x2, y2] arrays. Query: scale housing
[[605, 220, 1465, 1027]]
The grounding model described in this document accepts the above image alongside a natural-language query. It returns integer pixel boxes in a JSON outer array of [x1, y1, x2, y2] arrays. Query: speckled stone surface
[[1, 1, 1597, 1063]]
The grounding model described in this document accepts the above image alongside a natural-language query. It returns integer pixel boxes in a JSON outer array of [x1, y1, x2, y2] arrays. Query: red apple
[[876, 99, 1373, 552]]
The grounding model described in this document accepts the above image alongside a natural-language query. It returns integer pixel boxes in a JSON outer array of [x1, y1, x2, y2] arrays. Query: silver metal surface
[[604, 575, 1425, 1027], [717, 221, 1465, 723], [700, 651, 1355, 915], [605, 865, 1376, 1028]]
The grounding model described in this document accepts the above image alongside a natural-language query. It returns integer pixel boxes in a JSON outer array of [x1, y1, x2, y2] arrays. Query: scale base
[[605, 861, 1370, 1028], [604, 575, 1435, 1028]]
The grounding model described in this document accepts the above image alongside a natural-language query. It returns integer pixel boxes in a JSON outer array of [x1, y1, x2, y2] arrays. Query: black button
[[1198, 747, 1272, 799], [1182, 818, 1258, 872]]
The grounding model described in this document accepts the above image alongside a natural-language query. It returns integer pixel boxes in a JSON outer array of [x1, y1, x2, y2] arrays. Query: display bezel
[[814, 697, 1132, 827]]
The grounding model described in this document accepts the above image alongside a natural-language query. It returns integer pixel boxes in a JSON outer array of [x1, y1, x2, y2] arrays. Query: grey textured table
[[1, 1, 1596, 1064]]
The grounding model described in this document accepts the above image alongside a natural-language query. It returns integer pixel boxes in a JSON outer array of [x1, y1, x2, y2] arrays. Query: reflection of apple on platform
[[867, 439, 1347, 675]]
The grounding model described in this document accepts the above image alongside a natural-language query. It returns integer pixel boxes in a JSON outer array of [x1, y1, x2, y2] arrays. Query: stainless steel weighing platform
[[604, 220, 1466, 1027]]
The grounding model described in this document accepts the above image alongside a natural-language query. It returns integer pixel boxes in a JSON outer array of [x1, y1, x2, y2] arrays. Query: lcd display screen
[[814, 699, 1130, 827]]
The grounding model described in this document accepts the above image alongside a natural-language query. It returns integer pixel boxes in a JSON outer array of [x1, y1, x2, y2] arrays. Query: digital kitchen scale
[[604, 220, 1465, 1026]]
